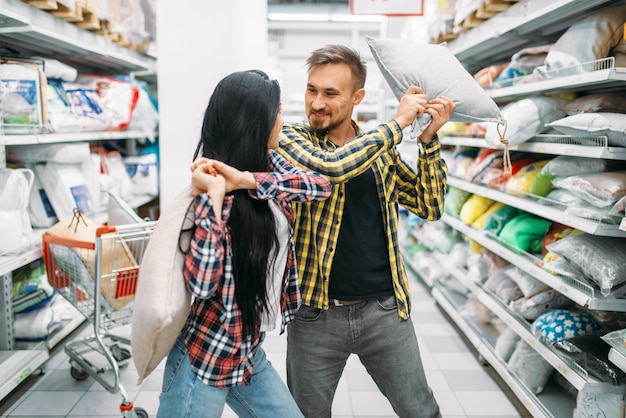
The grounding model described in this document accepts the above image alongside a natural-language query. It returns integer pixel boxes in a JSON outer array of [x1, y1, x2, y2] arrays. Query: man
[[276, 44, 454, 418]]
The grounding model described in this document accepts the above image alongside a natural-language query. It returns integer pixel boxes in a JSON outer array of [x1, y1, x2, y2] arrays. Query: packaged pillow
[[480, 157, 537, 191], [546, 112, 626, 147], [542, 155, 621, 177], [24, 163, 57, 228], [466, 148, 503, 182], [107, 191, 142, 226], [485, 97, 567, 147], [484, 267, 523, 303], [551, 170, 626, 208], [541, 251, 588, 282], [497, 213, 552, 254], [505, 159, 550, 197], [507, 340, 554, 394], [546, 234, 626, 296], [573, 391, 626, 418], [365, 36, 503, 138], [472, 201, 505, 230], [509, 289, 573, 320], [494, 327, 520, 362], [444, 186, 472, 218], [561, 92, 626, 115], [552, 334, 626, 386], [504, 266, 550, 298], [34, 162, 94, 220], [482, 205, 523, 235], [459, 194, 497, 225], [538, 4, 626, 78], [531, 309, 599, 344], [541, 222, 583, 255]]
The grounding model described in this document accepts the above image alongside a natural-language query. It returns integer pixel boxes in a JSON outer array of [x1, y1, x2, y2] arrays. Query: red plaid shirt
[[182, 150, 331, 387]]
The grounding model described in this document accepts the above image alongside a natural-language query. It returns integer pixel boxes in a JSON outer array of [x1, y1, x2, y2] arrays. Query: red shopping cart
[[42, 219, 157, 418]]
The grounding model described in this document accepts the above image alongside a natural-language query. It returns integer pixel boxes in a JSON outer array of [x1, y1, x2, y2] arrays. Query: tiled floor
[[0, 272, 530, 418]]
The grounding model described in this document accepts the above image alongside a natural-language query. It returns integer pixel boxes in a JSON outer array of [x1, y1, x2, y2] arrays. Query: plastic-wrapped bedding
[[547, 234, 626, 296]]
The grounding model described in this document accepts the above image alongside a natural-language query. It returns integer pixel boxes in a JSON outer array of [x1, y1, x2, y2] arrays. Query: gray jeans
[[286, 295, 441, 418]]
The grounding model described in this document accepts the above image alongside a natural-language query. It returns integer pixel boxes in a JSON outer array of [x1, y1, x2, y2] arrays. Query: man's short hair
[[307, 44, 367, 92]]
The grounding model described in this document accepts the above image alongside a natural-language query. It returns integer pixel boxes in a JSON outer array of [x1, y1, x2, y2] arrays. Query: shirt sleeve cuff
[[419, 135, 442, 162]]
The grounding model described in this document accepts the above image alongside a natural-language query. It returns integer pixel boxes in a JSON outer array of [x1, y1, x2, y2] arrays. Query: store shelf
[[1, 130, 152, 146], [0, 0, 155, 74], [441, 134, 626, 161], [442, 213, 626, 311], [487, 58, 626, 103], [447, 176, 626, 237], [431, 284, 574, 418], [0, 348, 48, 401], [0, 246, 43, 278], [447, 0, 625, 73]]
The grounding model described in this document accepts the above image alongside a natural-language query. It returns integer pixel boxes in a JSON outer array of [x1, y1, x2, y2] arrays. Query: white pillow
[[131, 184, 194, 384], [546, 112, 626, 146], [485, 96, 567, 147], [366, 36, 503, 131], [538, 4, 626, 77], [107, 191, 143, 225]]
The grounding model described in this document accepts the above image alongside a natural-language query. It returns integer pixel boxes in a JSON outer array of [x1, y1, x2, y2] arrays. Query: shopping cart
[[42, 219, 158, 418]]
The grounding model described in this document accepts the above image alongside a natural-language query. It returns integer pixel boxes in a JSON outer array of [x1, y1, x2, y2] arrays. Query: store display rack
[[401, 1, 626, 417], [0, 0, 157, 403]]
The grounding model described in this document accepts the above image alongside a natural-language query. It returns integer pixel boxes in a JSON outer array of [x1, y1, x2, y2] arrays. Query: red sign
[[350, 0, 424, 16]]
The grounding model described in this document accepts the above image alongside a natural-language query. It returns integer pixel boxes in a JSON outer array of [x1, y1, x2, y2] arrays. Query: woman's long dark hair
[[194, 70, 280, 333]]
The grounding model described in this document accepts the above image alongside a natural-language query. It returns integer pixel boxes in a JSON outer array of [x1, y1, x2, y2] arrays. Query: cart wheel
[[70, 366, 89, 381], [111, 344, 132, 363], [134, 407, 149, 418]]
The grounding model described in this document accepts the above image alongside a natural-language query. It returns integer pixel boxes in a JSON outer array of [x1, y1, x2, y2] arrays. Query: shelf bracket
[[0, 272, 14, 350]]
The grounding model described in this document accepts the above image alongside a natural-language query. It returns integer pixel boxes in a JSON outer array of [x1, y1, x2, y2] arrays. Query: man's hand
[[418, 96, 456, 143], [393, 85, 427, 129]]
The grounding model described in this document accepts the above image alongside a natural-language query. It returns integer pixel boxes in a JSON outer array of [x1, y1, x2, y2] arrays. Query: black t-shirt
[[328, 168, 393, 300]]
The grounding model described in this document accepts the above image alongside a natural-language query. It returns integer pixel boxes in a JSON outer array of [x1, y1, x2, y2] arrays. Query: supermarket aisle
[[0, 272, 529, 418]]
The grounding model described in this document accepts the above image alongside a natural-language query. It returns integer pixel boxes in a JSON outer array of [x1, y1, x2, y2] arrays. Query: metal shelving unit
[[447, 0, 626, 74], [402, 1, 626, 416], [446, 176, 626, 237], [0, 0, 157, 402]]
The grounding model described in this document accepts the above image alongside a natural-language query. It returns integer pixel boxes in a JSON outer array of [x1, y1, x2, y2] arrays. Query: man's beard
[[309, 114, 337, 134]]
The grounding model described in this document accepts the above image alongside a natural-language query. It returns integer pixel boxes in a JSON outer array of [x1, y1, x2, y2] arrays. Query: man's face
[[305, 63, 361, 133]]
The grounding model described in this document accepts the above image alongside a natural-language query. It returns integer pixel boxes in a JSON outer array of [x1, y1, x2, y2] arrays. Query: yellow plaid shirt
[[276, 120, 447, 320]]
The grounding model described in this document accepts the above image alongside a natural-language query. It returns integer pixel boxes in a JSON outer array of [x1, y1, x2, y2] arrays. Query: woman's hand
[[190, 157, 256, 192], [191, 160, 226, 223]]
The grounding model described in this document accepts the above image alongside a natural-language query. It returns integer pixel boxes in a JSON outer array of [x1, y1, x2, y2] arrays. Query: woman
[[156, 70, 331, 418]]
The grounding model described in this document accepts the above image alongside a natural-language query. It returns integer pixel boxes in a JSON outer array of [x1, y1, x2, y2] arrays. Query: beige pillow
[[131, 184, 194, 384], [366, 36, 503, 130]]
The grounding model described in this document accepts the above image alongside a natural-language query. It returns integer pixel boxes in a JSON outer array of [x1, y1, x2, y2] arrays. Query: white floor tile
[[349, 391, 396, 416], [9, 391, 83, 416], [454, 390, 523, 416], [432, 391, 466, 416], [432, 352, 484, 371]]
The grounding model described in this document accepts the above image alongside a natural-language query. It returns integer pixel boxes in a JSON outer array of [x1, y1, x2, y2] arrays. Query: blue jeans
[[157, 337, 303, 418], [286, 296, 441, 418]]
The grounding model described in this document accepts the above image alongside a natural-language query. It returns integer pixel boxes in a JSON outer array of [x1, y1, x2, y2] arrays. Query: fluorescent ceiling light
[[330, 14, 384, 22], [268, 13, 330, 21]]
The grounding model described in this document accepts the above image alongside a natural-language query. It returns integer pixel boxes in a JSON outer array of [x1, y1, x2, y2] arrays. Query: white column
[[156, 0, 268, 209]]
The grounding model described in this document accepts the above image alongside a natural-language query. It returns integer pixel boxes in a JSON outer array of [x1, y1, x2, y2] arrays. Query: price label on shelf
[[350, 0, 424, 15]]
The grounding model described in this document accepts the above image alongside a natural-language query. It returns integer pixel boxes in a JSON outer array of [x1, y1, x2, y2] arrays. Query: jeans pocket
[[295, 305, 322, 322], [161, 338, 188, 393], [376, 295, 398, 311]]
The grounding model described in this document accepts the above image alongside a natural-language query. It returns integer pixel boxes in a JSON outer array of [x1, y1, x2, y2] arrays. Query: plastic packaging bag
[[0, 168, 35, 255]]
